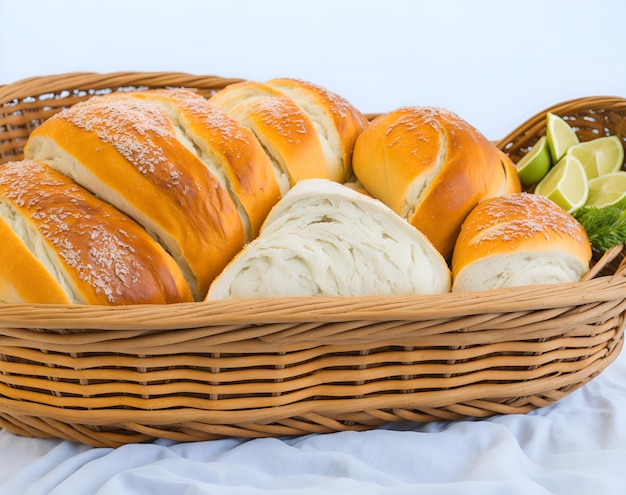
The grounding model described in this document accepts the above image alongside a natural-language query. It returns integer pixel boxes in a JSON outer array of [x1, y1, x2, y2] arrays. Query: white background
[[1, 0, 625, 140]]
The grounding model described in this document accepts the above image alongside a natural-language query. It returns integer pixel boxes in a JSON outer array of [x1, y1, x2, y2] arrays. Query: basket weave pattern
[[0, 72, 625, 447]]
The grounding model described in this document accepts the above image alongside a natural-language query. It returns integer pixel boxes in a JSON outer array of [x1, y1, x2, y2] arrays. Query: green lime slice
[[534, 154, 588, 213], [566, 135, 624, 180], [515, 136, 551, 186], [546, 112, 579, 163]]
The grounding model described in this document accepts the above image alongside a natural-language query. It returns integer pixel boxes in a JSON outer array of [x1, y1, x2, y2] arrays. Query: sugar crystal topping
[[58, 96, 176, 176], [468, 192, 588, 245], [0, 161, 154, 303], [255, 97, 309, 142]]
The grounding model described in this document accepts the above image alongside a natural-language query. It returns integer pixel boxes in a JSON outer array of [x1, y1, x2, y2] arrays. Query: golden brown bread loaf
[[16, 79, 367, 303], [352, 106, 521, 259], [24, 89, 278, 300], [209, 78, 369, 185], [451, 192, 592, 292], [0, 160, 193, 304], [129, 88, 282, 239]]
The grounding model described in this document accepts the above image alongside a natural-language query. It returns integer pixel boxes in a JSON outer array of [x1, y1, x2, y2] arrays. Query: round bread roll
[[0, 160, 193, 304], [24, 90, 274, 300], [451, 192, 592, 292], [352, 106, 521, 259], [210, 78, 369, 185], [206, 178, 451, 299]]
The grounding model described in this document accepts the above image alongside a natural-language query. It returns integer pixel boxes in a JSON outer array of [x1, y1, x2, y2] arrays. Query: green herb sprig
[[573, 197, 626, 251]]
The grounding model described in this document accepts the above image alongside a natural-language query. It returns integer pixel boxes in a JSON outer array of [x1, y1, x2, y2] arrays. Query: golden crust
[[211, 78, 368, 186], [228, 95, 330, 184], [265, 78, 369, 182], [0, 214, 72, 304], [451, 192, 591, 280], [130, 88, 281, 238], [353, 106, 508, 259], [0, 160, 193, 304], [209, 81, 284, 111], [25, 93, 246, 299]]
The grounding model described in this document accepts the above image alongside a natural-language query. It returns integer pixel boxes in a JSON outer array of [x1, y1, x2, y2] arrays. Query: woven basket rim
[[496, 94, 626, 148], [0, 71, 246, 100]]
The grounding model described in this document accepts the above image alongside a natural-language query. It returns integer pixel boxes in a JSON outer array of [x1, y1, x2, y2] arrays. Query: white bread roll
[[451, 192, 592, 292], [206, 179, 451, 299], [210, 78, 369, 185], [352, 106, 522, 260], [0, 160, 193, 304]]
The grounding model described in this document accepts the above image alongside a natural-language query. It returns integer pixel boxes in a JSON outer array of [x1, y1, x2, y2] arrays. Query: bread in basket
[[0, 72, 624, 447]]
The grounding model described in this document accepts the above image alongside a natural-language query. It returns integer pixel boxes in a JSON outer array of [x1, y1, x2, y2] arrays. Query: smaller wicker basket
[[0, 72, 625, 448]]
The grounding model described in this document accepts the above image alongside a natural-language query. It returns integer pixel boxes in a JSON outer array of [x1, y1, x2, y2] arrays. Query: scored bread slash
[[263, 78, 369, 183], [208, 81, 328, 192], [128, 88, 282, 240], [210, 78, 369, 186], [352, 106, 520, 260]]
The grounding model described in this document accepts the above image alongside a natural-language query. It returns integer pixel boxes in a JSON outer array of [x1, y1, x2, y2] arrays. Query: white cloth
[[1, 347, 625, 495]]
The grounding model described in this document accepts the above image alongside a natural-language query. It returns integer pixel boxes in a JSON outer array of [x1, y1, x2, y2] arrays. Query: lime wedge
[[566, 135, 624, 180], [586, 171, 626, 207], [534, 154, 588, 213], [515, 136, 551, 186], [546, 112, 579, 163]]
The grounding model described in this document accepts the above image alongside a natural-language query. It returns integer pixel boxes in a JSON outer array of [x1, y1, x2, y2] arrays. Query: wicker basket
[[0, 72, 625, 448]]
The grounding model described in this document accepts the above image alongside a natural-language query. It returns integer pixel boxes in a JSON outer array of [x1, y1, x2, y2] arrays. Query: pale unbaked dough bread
[[206, 179, 451, 299]]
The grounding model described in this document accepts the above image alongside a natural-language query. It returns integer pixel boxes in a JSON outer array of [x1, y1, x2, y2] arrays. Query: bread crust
[[226, 95, 330, 186], [0, 214, 72, 304], [266, 78, 369, 183], [451, 192, 591, 291], [353, 107, 517, 259], [25, 93, 247, 299], [129, 88, 281, 239], [0, 160, 193, 304], [211, 78, 368, 186]]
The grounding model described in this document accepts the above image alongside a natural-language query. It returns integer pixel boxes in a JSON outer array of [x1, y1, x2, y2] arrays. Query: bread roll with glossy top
[[352, 106, 521, 259], [0, 160, 193, 304], [24, 91, 253, 300], [451, 192, 591, 292], [206, 179, 451, 299], [210, 78, 368, 185]]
